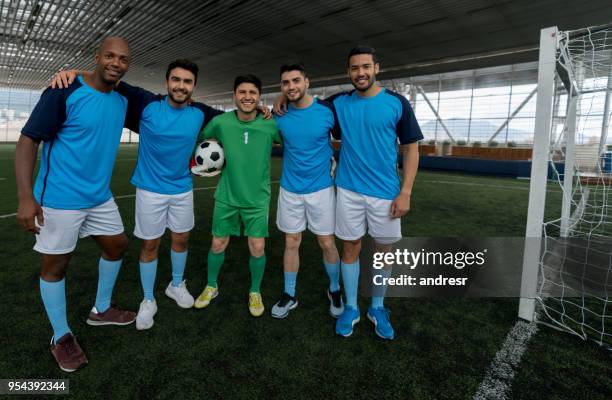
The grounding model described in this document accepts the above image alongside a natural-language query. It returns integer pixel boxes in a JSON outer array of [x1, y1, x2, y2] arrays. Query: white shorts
[[134, 188, 194, 240], [34, 198, 124, 254], [335, 187, 402, 244], [276, 186, 335, 235]]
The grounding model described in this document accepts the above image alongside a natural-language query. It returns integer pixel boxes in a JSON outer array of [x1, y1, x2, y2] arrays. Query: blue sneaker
[[367, 307, 395, 340], [335, 306, 360, 337]]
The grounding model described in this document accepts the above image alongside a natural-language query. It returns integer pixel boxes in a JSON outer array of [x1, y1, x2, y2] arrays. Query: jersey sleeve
[[394, 94, 423, 144], [192, 102, 225, 131], [272, 126, 282, 144], [318, 99, 341, 140], [21, 87, 68, 142], [330, 106, 341, 140], [199, 115, 218, 142], [324, 91, 350, 104], [116, 81, 161, 133]]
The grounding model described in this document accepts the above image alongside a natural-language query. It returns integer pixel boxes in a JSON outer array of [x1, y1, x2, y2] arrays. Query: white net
[[537, 24, 612, 347]]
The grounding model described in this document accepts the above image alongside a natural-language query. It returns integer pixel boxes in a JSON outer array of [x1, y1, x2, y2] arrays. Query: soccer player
[[15, 37, 136, 372], [275, 46, 422, 339], [270, 63, 344, 319], [117, 60, 223, 329], [194, 75, 281, 317]]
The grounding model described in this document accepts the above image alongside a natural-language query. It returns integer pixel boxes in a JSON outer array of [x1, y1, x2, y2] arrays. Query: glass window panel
[[0, 88, 42, 142], [511, 91, 537, 118], [468, 118, 508, 143], [507, 118, 536, 144], [438, 96, 472, 119], [471, 92, 511, 118]]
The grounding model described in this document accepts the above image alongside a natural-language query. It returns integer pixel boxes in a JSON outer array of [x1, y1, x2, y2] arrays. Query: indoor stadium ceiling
[[1, 0, 612, 101]]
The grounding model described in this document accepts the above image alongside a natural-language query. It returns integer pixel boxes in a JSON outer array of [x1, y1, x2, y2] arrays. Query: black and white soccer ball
[[192, 140, 225, 177]]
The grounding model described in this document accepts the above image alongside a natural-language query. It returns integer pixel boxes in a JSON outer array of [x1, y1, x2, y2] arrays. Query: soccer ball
[[192, 140, 225, 177]]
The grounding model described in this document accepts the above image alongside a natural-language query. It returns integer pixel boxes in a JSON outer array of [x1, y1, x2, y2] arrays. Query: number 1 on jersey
[[244, 131, 249, 144]]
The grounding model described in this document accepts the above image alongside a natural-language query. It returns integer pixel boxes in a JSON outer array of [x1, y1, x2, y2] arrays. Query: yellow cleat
[[194, 286, 218, 309], [248, 292, 265, 317]]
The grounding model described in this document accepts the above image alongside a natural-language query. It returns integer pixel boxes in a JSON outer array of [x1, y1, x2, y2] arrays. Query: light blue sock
[[371, 267, 392, 309], [94, 257, 122, 313], [139, 259, 158, 301], [284, 271, 298, 297], [171, 249, 188, 287], [324, 259, 340, 291], [40, 278, 71, 343], [341, 261, 360, 308]]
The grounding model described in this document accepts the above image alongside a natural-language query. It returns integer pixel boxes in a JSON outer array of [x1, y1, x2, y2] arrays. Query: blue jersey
[[274, 98, 340, 194], [328, 88, 423, 200], [22, 76, 127, 209], [119, 81, 223, 195]]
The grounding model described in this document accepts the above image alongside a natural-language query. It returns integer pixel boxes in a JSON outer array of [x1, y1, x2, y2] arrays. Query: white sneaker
[[135, 299, 157, 331], [165, 280, 195, 308]]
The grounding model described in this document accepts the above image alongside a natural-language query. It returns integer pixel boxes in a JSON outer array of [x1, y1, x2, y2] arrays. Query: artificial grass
[[0, 144, 610, 399]]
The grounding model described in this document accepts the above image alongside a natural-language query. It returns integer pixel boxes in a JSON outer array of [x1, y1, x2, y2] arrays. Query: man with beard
[[330, 46, 422, 340], [275, 46, 423, 340], [194, 75, 282, 317], [52, 59, 224, 329], [270, 63, 344, 319], [15, 37, 135, 372]]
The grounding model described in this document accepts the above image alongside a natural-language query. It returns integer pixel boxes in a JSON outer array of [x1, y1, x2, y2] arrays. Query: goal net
[[520, 23, 612, 348]]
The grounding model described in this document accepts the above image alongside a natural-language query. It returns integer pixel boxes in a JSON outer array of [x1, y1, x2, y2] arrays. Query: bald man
[[15, 36, 136, 372]]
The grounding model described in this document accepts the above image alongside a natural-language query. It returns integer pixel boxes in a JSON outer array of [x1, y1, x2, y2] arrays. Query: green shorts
[[212, 201, 269, 238]]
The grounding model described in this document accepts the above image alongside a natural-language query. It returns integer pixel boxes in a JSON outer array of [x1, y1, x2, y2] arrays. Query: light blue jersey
[[328, 88, 423, 200], [22, 76, 128, 209], [118, 81, 223, 195], [274, 97, 339, 194]]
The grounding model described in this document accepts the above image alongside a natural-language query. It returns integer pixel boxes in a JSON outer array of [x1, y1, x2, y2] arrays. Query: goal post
[[519, 26, 559, 322], [519, 22, 612, 347]]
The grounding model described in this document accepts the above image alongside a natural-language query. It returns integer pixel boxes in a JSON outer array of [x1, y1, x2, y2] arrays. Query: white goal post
[[519, 22, 612, 347]]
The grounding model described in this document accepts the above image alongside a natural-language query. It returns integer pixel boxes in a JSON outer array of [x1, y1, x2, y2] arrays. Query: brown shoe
[[50, 333, 88, 373], [86, 304, 136, 326]]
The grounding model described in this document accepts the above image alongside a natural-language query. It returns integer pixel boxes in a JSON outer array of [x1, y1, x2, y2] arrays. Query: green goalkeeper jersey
[[199, 111, 281, 208]]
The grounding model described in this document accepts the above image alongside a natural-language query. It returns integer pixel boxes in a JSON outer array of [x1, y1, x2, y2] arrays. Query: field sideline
[[0, 144, 610, 399]]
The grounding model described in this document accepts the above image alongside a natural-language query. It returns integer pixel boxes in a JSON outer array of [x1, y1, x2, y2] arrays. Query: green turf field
[[0, 144, 610, 399]]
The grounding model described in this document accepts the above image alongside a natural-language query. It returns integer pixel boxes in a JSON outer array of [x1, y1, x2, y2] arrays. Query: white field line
[[473, 320, 538, 400], [0, 158, 138, 161], [0, 180, 281, 219]]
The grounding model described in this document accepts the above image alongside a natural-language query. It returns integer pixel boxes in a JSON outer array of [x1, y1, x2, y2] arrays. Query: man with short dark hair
[[194, 75, 282, 317], [15, 37, 135, 372], [270, 63, 344, 319], [330, 45, 422, 339]]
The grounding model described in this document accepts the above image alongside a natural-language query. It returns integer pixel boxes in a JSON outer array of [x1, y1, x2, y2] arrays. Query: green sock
[[249, 254, 266, 293], [207, 250, 225, 288]]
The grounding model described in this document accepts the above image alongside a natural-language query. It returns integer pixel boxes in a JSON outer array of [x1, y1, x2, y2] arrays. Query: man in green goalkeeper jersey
[[194, 74, 281, 316]]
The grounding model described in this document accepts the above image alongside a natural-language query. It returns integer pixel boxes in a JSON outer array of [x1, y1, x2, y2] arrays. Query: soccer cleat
[[327, 288, 345, 318], [86, 304, 136, 326], [50, 333, 88, 373], [135, 299, 158, 331], [271, 292, 298, 319], [367, 306, 395, 340], [194, 286, 218, 309], [335, 306, 360, 337], [248, 292, 265, 317], [165, 280, 195, 308]]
